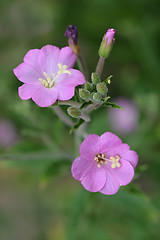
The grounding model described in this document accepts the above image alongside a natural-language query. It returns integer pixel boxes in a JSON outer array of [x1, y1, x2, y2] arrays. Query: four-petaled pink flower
[[13, 45, 85, 107], [71, 132, 138, 195]]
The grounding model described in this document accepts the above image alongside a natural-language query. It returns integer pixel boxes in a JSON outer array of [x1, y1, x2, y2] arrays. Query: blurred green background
[[0, 0, 160, 239]]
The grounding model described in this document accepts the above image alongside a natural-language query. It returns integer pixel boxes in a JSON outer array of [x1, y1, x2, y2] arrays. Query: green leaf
[[104, 75, 113, 84], [103, 101, 124, 110]]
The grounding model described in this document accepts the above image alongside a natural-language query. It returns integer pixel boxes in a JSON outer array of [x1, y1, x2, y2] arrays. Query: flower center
[[94, 153, 121, 168], [39, 63, 71, 88]]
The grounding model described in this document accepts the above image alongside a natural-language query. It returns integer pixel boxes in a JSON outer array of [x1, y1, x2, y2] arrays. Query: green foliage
[[103, 101, 124, 109]]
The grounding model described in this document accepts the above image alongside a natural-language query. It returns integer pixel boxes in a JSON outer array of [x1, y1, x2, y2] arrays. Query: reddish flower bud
[[99, 28, 116, 58]]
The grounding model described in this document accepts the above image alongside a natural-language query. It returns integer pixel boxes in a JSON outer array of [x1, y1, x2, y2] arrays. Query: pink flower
[[71, 132, 138, 195], [108, 97, 139, 135], [13, 45, 85, 107], [0, 118, 19, 149]]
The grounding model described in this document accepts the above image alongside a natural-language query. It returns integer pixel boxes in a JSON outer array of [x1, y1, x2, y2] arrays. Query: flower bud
[[99, 28, 116, 58], [79, 89, 90, 100], [65, 24, 80, 55], [90, 92, 95, 102], [67, 106, 81, 118], [93, 92, 102, 102], [96, 82, 108, 95], [91, 72, 100, 85], [84, 81, 93, 92]]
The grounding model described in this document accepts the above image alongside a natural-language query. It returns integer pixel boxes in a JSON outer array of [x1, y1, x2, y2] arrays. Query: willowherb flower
[[108, 97, 139, 135], [13, 45, 85, 107], [71, 132, 138, 195], [99, 28, 116, 58], [0, 118, 19, 149]]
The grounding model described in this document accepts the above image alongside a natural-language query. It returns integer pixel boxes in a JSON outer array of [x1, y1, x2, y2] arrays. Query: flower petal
[[54, 69, 85, 101], [58, 84, 75, 101], [81, 164, 107, 192], [54, 74, 76, 101], [68, 69, 86, 85], [55, 69, 85, 88], [32, 86, 58, 107], [121, 150, 138, 168], [80, 134, 100, 160], [58, 47, 76, 68], [23, 49, 40, 72], [107, 143, 130, 157], [38, 45, 60, 76], [13, 63, 41, 85], [100, 132, 122, 153], [18, 84, 40, 100], [108, 159, 134, 186], [100, 170, 120, 195], [71, 157, 93, 181]]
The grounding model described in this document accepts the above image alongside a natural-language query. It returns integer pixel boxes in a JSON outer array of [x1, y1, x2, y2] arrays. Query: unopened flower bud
[[65, 24, 80, 55], [79, 89, 90, 100], [96, 82, 108, 95], [67, 106, 81, 118], [90, 92, 95, 102], [84, 81, 93, 92], [91, 72, 100, 85], [99, 28, 116, 58], [93, 92, 102, 102]]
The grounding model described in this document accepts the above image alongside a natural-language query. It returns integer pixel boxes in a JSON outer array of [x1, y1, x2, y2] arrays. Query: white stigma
[[39, 63, 71, 88], [110, 155, 121, 168]]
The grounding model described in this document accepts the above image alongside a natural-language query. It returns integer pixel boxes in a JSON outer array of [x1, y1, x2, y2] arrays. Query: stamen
[[57, 63, 71, 76], [39, 64, 71, 88], [43, 72, 48, 78], [94, 153, 121, 168]]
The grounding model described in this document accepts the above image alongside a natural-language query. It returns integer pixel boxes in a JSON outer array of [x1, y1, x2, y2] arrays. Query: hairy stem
[[58, 100, 82, 108], [95, 57, 105, 77], [53, 106, 73, 127], [77, 54, 87, 78]]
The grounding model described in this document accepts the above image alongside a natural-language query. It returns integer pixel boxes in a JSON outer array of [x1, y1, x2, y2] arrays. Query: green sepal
[[99, 37, 114, 58]]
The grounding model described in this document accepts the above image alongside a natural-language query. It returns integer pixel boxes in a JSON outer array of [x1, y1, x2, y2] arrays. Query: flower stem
[[95, 57, 105, 77], [77, 54, 87, 78], [53, 106, 73, 127], [58, 100, 82, 108], [74, 122, 87, 156]]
